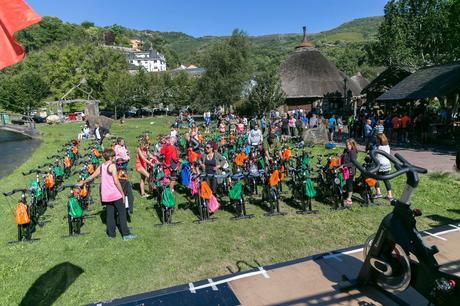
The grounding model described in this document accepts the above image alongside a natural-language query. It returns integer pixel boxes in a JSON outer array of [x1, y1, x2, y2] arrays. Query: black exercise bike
[[341, 150, 459, 306]]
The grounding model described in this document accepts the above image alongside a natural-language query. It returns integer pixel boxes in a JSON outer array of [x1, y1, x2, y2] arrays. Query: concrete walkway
[[355, 144, 458, 173]]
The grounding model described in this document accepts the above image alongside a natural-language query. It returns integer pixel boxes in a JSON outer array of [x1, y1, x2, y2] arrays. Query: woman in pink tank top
[[80, 149, 135, 240]]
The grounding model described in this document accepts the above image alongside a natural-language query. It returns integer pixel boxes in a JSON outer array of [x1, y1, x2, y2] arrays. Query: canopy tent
[[377, 63, 460, 102]]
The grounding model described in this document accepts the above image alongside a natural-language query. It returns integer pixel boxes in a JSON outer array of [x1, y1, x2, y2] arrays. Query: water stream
[[0, 139, 42, 179]]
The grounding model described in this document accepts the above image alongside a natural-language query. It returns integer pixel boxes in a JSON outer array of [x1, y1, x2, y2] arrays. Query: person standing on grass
[[135, 140, 155, 198], [160, 136, 179, 192], [342, 139, 358, 207], [374, 133, 393, 201], [80, 149, 136, 240], [337, 116, 344, 142], [327, 114, 337, 142]]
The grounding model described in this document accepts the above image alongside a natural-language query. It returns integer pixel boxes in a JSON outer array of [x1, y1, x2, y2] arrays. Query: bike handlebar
[[22, 169, 46, 176], [351, 150, 427, 182], [3, 189, 28, 196], [59, 184, 80, 191]]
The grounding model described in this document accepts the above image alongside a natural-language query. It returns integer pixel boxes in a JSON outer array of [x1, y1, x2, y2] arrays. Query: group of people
[[76, 109, 401, 238]]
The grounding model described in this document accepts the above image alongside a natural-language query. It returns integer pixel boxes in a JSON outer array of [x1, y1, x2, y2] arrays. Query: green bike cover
[[162, 187, 175, 208], [68, 197, 83, 218], [53, 166, 64, 178], [305, 179, 316, 198], [337, 173, 346, 187], [302, 155, 311, 169], [229, 182, 243, 200], [91, 156, 100, 166], [28, 181, 42, 199]]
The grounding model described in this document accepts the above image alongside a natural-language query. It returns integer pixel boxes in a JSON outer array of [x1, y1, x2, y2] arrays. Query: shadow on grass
[[448, 209, 460, 215], [226, 260, 263, 274], [19, 262, 84, 306], [425, 214, 460, 228]]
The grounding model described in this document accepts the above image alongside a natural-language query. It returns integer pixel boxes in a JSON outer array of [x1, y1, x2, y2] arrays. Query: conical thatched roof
[[280, 28, 361, 99], [351, 72, 370, 93]]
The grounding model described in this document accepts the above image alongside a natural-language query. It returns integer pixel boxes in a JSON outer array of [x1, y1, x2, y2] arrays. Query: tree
[[247, 68, 285, 115], [45, 44, 127, 100], [0, 72, 49, 114], [372, 0, 452, 68], [195, 29, 253, 110], [103, 71, 135, 115]]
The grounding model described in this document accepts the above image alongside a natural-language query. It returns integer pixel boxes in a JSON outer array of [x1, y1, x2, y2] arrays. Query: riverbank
[[1, 117, 459, 305]]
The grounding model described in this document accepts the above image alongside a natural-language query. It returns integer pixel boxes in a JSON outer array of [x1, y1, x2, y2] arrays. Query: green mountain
[[158, 16, 384, 65], [12, 15, 383, 78]]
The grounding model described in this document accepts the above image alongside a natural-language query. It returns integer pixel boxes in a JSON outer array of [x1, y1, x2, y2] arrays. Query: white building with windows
[[127, 47, 167, 72]]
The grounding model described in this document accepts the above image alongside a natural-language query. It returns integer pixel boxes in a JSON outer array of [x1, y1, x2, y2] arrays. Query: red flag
[[0, 0, 42, 70]]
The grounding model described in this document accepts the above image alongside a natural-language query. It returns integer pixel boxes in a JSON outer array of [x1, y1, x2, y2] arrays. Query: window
[[137, 60, 141, 64], [154, 60, 157, 63]]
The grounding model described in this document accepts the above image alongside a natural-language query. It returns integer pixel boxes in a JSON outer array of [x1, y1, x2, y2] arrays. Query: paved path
[[355, 144, 458, 173], [91, 224, 460, 306]]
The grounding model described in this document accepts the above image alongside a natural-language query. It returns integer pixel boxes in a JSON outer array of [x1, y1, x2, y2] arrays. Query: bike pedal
[[430, 245, 439, 255]]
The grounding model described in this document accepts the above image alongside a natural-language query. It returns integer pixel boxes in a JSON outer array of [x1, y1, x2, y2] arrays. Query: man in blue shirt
[[328, 115, 337, 142], [364, 119, 373, 151]]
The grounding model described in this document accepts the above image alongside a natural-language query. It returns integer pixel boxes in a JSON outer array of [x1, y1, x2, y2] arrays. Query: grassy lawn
[[1, 117, 459, 305]]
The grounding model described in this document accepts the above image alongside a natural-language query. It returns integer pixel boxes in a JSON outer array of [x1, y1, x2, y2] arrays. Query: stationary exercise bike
[[341, 150, 459, 305]]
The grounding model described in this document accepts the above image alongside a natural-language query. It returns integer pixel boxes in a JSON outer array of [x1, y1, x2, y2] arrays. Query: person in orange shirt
[[401, 113, 411, 143], [391, 114, 402, 143]]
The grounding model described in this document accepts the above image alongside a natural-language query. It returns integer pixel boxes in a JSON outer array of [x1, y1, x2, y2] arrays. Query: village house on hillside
[[128, 47, 167, 72]]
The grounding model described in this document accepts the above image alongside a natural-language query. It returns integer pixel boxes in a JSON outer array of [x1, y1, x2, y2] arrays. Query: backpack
[[365, 178, 377, 187], [180, 163, 191, 188], [68, 197, 83, 219], [229, 182, 243, 201], [200, 181, 212, 200], [44, 173, 55, 189], [87, 164, 95, 175], [234, 152, 247, 167], [64, 156, 71, 168], [93, 148, 101, 158], [269, 170, 280, 187], [208, 195, 220, 213], [162, 187, 175, 208], [79, 185, 88, 198], [191, 179, 198, 196], [282, 149, 291, 161], [188, 148, 199, 163], [15, 203, 30, 225], [305, 179, 316, 198]]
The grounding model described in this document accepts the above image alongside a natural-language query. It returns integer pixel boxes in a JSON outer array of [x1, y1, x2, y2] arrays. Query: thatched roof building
[[377, 62, 460, 102], [280, 27, 361, 114], [351, 72, 370, 93], [361, 67, 412, 103]]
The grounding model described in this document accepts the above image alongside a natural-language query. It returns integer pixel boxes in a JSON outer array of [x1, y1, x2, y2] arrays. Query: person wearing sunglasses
[[199, 141, 224, 194]]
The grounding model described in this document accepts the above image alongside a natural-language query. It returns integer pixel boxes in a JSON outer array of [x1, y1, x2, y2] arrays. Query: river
[[0, 139, 42, 179]]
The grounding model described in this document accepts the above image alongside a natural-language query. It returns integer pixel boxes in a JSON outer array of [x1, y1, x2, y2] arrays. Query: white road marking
[[208, 279, 218, 291], [423, 231, 447, 241]]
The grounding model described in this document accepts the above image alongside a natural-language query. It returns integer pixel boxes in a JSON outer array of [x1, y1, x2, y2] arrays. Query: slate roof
[[127, 48, 165, 61], [377, 63, 460, 101]]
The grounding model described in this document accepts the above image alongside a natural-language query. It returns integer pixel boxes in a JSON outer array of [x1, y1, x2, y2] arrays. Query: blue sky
[[27, 0, 388, 37]]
